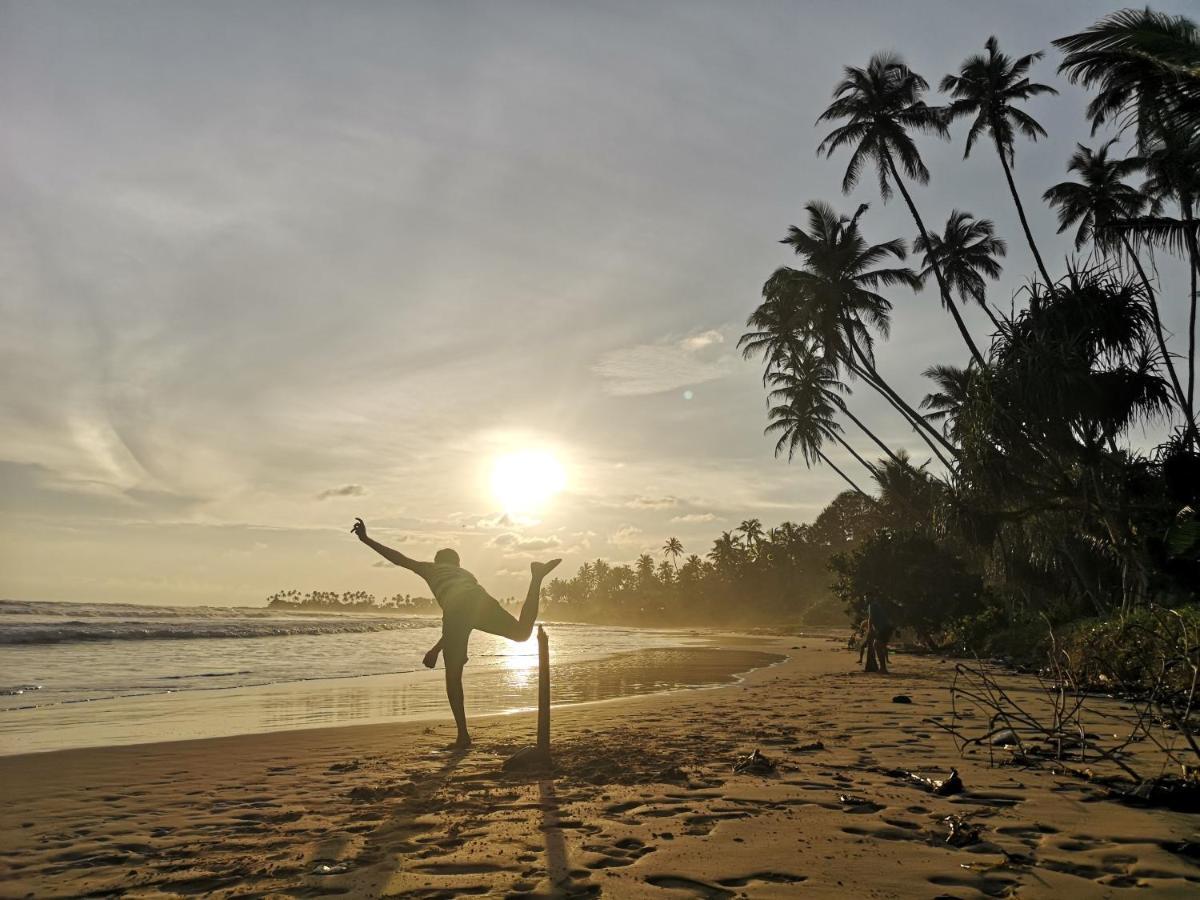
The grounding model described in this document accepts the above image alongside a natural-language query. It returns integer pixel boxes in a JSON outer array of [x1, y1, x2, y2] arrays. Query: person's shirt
[[412, 562, 479, 608]]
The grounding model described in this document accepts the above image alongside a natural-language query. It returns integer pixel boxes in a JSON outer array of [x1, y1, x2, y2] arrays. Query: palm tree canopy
[[1053, 8, 1200, 143], [765, 381, 843, 465], [940, 36, 1058, 162], [1042, 140, 1147, 250], [745, 201, 919, 379], [921, 363, 976, 443], [817, 52, 949, 199], [913, 210, 1007, 307]]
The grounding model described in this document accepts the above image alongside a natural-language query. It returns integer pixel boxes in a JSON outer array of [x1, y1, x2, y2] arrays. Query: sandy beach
[[1, 632, 1196, 898]]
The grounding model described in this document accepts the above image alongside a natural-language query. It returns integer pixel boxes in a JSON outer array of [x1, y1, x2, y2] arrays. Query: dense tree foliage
[[543, 9, 1198, 641]]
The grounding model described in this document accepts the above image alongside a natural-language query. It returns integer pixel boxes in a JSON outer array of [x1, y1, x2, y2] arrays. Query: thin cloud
[[671, 512, 716, 523], [627, 495, 679, 509], [316, 484, 366, 500], [610, 524, 643, 544], [488, 532, 562, 553], [593, 329, 737, 397]]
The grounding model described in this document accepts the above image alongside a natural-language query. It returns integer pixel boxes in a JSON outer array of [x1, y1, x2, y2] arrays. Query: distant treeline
[[266, 590, 441, 615], [265, 589, 520, 616], [541, 507, 868, 628]]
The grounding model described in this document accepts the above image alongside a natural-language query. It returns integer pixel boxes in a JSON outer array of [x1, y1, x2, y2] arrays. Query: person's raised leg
[[518, 558, 561, 638]]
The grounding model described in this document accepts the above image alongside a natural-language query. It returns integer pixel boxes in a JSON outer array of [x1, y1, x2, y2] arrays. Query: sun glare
[[491, 451, 566, 514]]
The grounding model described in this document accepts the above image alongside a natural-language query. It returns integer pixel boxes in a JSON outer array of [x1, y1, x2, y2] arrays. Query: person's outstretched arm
[[351, 518, 425, 571]]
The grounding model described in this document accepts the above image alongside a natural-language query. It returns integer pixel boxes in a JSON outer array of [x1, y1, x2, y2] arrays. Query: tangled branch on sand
[[929, 610, 1199, 811]]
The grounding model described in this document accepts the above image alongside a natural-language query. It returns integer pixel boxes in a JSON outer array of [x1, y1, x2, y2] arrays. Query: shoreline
[[0, 634, 783, 756], [2, 632, 1197, 898]]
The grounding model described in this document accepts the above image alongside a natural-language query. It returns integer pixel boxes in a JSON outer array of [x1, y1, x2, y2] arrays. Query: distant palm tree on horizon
[[662, 536, 684, 571]]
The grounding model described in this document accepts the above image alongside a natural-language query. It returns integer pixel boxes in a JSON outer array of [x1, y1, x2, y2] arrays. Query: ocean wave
[[0, 599, 439, 644]]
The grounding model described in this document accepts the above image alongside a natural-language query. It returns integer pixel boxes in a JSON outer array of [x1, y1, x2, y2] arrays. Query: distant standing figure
[[862, 601, 894, 674], [351, 518, 560, 748]]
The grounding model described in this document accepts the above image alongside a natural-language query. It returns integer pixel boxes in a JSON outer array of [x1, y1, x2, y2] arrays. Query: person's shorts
[[440, 587, 522, 667]]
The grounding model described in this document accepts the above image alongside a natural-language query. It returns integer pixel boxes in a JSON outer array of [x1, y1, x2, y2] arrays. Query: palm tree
[[765, 383, 871, 496], [1043, 141, 1146, 252], [662, 537, 684, 571], [1055, 10, 1200, 436], [920, 363, 975, 445], [768, 360, 903, 466], [707, 532, 745, 576], [817, 53, 986, 364], [1138, 133, 1199, 438], [941, 37, 1059, 297], [745, 201, 957, 466], [1054, 9, 1200, 146], [913, 210, 1008, 332], [737, 519, 764, 546], [1043, 141, 1192, 434]]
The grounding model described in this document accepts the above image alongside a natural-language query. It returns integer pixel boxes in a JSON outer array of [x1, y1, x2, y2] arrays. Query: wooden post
[[501, 625, 552, 772], [536, 625, 550, 753]]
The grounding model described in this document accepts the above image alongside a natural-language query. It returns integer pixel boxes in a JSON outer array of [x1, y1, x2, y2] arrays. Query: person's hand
[[351, 517, 368, 541], [423, 647, 440, 669]]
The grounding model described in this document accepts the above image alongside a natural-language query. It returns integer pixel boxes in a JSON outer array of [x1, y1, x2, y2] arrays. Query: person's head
[[434, 548, 460, 567]]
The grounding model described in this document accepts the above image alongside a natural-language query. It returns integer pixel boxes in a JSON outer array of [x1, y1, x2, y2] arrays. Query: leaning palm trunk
[[839, 403, 905, 466], [883, 154, 986, 363], [994, 140, 1056, 303], [830, 431, 879, 477], [1119, 235, 1196, 441], [849, 353, 958, 469], [1184, 200, 1198, 442], [841, 330, 959, 466], [815, 448, 870, 496]]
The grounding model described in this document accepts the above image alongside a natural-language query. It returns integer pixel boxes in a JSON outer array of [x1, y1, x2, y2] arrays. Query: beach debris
[[987, 729, 1019, 746], [838, 793, 885, 812], [908, 767, 964, 796], [328, 759, 361, 773], [312, 860, 351, 876], [733, 748, 776, 774], [793, 740, 825, 752], [892, 694, 913, 704], [941, 815, 981, 847], [1110, 775, 1200, 813]]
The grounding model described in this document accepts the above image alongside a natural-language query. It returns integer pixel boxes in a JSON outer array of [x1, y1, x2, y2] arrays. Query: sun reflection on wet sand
[[2, 647, 783, 754]]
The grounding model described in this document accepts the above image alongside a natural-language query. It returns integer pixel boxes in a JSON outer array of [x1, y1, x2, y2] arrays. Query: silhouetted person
[[862, 601, 893, 674], [351, 518, 559, 748]]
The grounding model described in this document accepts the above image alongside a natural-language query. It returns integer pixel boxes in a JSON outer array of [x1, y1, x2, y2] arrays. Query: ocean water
[[0, 600, 778, 755]]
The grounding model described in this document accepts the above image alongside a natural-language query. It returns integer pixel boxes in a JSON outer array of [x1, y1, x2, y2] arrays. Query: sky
[[1, 0, 1195, 607]]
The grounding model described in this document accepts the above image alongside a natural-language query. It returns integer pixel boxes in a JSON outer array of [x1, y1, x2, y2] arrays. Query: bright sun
[[491, 451, 566, 514]]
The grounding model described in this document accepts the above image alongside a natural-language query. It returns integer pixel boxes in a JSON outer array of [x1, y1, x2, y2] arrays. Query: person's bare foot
[[531, 558, 562, 579], [450, 734, 472, 750]]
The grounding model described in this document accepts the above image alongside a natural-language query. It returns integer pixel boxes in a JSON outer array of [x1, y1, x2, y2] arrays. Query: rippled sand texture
[[1, 634, 1197, 898]]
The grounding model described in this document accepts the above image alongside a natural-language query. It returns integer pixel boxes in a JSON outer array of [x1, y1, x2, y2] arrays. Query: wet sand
[[2, 643, 779, 755], [1, 633, 1197, 898]]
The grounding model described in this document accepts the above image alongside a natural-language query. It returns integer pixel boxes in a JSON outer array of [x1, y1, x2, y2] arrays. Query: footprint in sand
[[583, 836, 655, 869], [716, 872, 808, 887], [646, 874, 735, 898]]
